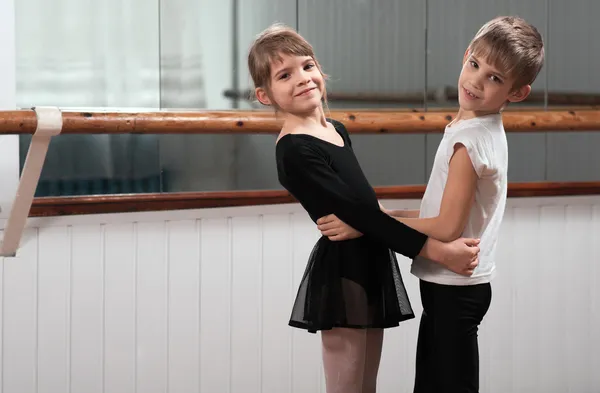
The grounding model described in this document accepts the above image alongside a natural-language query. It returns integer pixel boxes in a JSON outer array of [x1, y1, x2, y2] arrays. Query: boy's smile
[[456, 51, 530, 121]]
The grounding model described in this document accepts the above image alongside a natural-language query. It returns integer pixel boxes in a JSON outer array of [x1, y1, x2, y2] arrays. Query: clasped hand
[[316, 214, 480, 277]]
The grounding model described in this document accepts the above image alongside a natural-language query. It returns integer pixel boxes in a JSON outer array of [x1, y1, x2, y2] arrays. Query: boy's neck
[[453, 107, 502, 124]]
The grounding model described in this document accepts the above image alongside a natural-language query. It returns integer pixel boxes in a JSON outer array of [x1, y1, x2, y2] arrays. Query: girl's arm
[[318, 144, 475, 243], [329, 203, 420, 240], [283, 143, 427, 258], [283, 142, 479, 273]]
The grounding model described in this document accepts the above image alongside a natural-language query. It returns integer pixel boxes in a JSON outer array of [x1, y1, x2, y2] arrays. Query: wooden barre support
[[28, 181, 600, 217], [1, 108, 600, 135]]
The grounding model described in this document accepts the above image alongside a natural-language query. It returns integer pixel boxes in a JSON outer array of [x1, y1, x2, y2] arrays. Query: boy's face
[[255, 53, 325, 114], [457, 50, 530, 115]]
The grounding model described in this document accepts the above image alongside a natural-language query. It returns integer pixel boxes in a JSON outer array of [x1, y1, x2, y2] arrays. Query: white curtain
[[157, 0, 238, 192], [14, 0, 220, 194]]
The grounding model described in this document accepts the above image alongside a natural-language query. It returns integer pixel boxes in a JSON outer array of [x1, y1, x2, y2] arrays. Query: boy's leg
[[321, 328, 366, 393], [414, 280, 492, 393], [413, 282, 435, 393], [362, 328, 384, 393]]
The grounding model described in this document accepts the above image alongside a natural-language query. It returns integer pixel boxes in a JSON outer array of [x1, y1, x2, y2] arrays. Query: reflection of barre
[[0, 107, 62, 257], [223, 87, 600, 106]]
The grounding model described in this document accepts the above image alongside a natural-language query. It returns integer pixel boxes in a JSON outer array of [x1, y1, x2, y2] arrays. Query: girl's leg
[[321, 328, 367, 393], [362, 328, 384, 393]]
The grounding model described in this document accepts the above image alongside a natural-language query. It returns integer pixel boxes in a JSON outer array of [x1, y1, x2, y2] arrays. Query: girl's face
[[255, 53, 325, 115]]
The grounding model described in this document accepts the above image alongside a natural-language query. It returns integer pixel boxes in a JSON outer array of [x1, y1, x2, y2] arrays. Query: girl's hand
[[317, 214, 363, 241]]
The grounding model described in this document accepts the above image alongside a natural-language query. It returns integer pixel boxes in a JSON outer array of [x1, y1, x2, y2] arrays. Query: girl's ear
[[462, 48, 470, 65], [255, 88, 272, 106]]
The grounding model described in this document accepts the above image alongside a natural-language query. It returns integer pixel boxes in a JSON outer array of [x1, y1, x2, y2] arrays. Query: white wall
[[1, 196, 599, 393]]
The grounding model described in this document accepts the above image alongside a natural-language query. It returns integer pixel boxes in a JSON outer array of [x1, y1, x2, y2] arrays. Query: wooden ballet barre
[[27, 181, 600, 217], [1, 108, 600, 135], [1, 106, 599, 256]]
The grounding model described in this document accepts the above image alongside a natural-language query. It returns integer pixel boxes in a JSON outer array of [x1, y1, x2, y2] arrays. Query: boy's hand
[[317, 214, 363, 241], [442, 237, 480, 276]]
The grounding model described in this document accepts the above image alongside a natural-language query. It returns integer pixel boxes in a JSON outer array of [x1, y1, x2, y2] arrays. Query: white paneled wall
[[1, 196, 599, 393]]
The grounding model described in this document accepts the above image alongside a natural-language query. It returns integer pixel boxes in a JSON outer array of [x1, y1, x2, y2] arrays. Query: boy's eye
[[278, 73, 289, 80], [470, 60, 478, 68], [305, 63, 315, 70], [490, 75, 503, 84]]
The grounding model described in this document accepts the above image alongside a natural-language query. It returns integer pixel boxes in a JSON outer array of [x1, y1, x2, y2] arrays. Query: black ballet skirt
[[276, 119, 429, 333]]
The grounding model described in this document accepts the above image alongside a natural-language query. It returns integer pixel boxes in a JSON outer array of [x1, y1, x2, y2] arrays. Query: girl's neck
[[282, 106, 328, 132]]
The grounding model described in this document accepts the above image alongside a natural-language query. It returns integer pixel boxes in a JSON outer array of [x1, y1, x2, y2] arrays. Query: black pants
[[413, 280, 492, 393]]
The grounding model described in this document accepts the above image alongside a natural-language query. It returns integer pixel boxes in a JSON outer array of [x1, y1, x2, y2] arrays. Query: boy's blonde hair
[[247, 23, 328, 106], [468, 16, 544, 90]]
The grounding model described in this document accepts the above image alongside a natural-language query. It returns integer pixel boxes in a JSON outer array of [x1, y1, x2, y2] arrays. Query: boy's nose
[[472, 75, 486, 90]]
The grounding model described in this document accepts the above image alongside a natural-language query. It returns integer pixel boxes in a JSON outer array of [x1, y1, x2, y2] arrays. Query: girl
[[247, 23, 479, 393]]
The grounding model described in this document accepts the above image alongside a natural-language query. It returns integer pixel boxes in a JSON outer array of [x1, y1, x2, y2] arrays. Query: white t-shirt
[[411, 113, 508, 286]]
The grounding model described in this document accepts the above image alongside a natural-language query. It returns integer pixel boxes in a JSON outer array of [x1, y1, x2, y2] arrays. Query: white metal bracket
[[0, 106, 63, 257]]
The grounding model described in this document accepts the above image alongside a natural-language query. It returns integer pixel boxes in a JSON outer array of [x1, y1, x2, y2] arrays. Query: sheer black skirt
[[289, 236, 415, 333]]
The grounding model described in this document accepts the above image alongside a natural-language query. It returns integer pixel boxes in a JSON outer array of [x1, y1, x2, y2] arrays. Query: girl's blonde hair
[[247, 23, 328, 109]]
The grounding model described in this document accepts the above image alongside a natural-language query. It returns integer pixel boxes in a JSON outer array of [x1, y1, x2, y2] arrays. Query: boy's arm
[[378, 202, 420, 218], [395, 144, 477, 242]]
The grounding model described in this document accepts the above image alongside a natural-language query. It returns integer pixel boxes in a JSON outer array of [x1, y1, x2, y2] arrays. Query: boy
[[316, 16, 544, 392]]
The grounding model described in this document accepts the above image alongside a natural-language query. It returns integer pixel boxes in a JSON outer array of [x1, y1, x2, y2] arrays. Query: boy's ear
[[508, 84, 532, 103], [255, 87, 272, 106]]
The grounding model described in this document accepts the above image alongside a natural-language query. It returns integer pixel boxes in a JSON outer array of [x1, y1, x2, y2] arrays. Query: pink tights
[[321, 328, 384, 393]]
